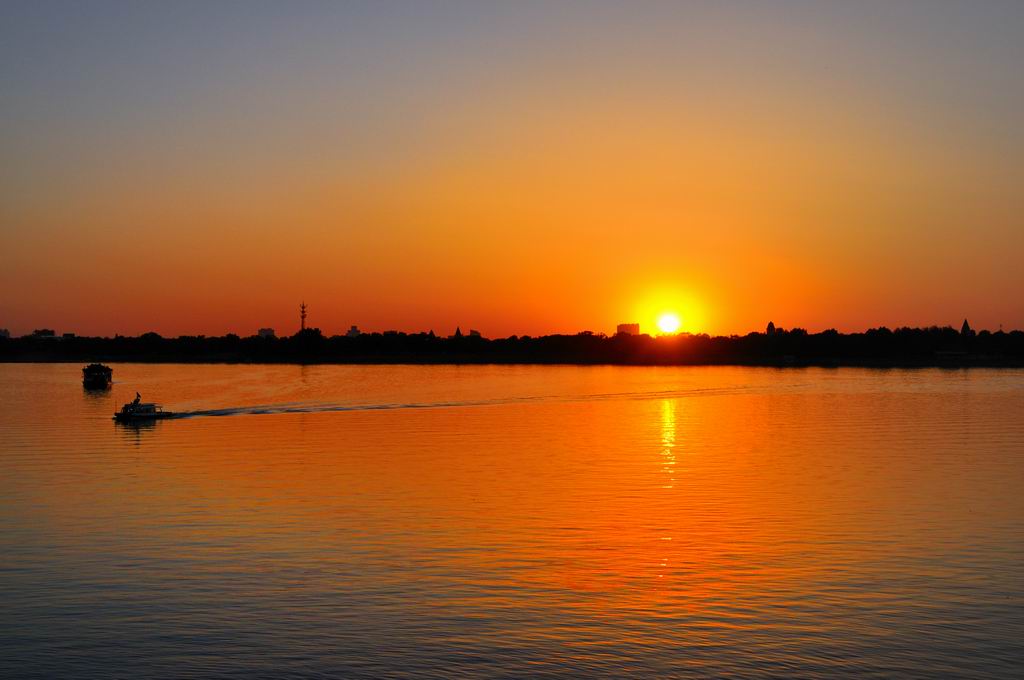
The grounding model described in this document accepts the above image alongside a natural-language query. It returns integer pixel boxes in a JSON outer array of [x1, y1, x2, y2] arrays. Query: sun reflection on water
[[658, 399, 677, 579], [661, 398, 676, 490]]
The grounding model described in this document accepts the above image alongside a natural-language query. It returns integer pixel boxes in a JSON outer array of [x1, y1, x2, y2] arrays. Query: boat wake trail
[[172, 386, 752, 420], [174, 396, 550, 419]]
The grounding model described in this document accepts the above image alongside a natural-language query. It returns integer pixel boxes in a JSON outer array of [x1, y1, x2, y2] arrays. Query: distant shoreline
[[3, 359, 1024, 369], [3, 326, 1022, 368]]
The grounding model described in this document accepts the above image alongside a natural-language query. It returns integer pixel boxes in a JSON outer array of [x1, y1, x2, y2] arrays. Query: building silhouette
[[346, 325, 361, 337], [258, 328, 276, 339], [616, 323, 640, 336]]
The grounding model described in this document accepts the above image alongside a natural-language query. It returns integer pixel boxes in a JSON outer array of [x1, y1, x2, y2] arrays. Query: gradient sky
[[2, 1, 1023, 337]]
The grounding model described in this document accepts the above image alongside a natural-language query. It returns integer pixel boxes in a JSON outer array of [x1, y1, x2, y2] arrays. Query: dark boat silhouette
[[114, 393, 176, 422], [82, 363, 112, 389]]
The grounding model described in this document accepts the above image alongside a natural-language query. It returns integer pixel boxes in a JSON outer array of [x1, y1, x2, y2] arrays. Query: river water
[[1, 363, 1022, 678]]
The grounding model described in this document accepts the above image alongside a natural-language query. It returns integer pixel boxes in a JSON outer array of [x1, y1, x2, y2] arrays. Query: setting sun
[[657, 313, 681, 334]]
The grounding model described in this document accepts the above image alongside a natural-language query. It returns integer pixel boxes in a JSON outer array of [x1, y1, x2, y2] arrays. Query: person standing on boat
[[133, 392, 141, 407]]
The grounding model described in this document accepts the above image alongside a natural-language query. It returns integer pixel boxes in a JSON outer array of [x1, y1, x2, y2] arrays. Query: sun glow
[[657, 312, 682, 334]]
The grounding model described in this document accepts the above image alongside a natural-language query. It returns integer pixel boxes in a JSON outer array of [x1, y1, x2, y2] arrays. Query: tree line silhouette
[[2, 323, 1022, 366]]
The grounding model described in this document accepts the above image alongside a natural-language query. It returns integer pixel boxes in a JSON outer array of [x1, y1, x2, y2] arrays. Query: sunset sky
[[2, 1, 1023, 338]]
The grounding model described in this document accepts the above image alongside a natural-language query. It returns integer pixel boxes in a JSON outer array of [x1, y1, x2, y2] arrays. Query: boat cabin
[[114, 395, 174, 421], [82, 363, 113, 388]]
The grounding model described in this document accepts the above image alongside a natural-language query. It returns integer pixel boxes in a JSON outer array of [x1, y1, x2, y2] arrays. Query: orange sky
[[2, 3, 1022, 337]]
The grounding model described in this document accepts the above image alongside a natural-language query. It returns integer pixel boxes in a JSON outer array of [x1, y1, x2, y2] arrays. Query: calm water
[[1, 364, 1022, 678]]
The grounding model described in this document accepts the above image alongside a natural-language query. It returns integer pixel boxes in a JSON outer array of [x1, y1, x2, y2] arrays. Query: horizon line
[[5, 320, 1015, 342]]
